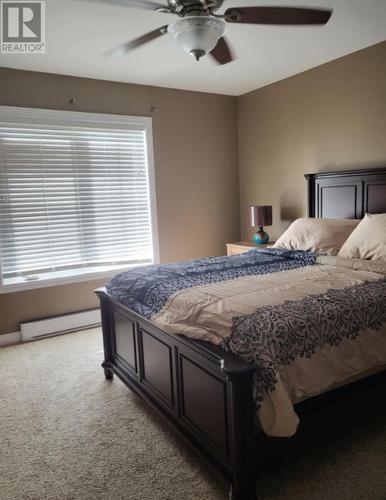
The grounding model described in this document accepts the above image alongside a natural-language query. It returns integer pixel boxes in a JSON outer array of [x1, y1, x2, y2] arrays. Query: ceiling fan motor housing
[[167, 0, 224, 15], [168, 16, 226, 60]]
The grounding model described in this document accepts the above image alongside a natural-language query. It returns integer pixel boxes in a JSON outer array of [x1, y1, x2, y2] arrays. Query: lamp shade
[[250, 205, 272, 227]]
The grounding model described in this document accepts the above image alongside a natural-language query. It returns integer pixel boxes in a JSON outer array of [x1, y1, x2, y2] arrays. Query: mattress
[[107, 248, 386, 437]]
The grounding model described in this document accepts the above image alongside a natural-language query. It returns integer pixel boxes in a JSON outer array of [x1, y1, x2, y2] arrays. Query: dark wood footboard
[[96, 286, 386, 499], [96, 288, 258, 500]]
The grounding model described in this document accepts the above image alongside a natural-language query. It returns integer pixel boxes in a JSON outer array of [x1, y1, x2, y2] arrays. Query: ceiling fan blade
[[106, 25, 168, 56], [210, 37, 234, 65], [89, 0, 167, 11], [224, 7, 332, 25]]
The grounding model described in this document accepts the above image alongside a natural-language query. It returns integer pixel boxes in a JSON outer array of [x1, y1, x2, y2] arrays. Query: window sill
[[0, 262, 151, 294]]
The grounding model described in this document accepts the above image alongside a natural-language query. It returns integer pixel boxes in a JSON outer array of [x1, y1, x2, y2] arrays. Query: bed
[[96, 167, 386, 500]]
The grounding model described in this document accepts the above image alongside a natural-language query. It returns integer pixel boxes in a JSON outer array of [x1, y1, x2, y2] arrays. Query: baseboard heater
[[20, 309, 101, 342]]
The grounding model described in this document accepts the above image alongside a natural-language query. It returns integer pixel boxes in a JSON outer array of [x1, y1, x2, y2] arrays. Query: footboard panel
[[113, 312, 138, 376], [179, 351, 229, 456], [140, 326, 176, 410], [96, 288, 257, 500]]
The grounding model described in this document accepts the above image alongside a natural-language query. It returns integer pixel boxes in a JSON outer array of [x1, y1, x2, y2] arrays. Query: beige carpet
[[0, 329, 385, 500]]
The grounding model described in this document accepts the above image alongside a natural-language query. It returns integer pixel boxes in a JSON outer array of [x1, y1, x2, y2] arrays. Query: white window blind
[[0, 107, 158, 292]]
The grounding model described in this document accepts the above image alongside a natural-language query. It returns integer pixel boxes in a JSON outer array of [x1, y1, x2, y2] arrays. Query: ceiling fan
[[100, 0, 332, 65]]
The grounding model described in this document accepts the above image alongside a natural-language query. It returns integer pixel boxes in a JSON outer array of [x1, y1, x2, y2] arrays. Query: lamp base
[[252, 227, 269, 245]]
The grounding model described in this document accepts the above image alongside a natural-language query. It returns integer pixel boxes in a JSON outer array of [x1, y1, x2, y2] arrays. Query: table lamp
[[250, 205, 272, 245]]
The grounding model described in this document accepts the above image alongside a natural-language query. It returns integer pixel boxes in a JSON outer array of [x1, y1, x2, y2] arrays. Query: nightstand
[[226, 241, 274, 256]]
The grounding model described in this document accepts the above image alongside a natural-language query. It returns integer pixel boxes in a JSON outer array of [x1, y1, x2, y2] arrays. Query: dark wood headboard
[[305, 168, 386, 219]]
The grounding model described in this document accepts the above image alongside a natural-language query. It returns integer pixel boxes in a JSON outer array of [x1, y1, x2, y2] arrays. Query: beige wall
[[0, 69, 239, 334], [2, 40, 386, 334], [238, 41, 386, 242]]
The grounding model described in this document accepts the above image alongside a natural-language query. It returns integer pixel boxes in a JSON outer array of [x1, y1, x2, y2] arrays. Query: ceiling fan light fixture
[[168, 16, 226, 60]]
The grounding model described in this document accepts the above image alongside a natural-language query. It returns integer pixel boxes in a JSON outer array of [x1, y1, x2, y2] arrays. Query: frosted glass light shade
[[168, 16, 226, 59]]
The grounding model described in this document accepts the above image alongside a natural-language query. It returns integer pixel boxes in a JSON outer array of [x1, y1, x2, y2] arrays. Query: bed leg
[[229, 468, 257, 500], [96, 289, 115, 380], [102, 363, 114, 380], [226, 368, 258, 500], [229, 484, 257, 500]]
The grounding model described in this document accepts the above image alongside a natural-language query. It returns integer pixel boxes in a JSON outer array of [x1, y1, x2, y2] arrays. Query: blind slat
[[0, 114, 154, 283]]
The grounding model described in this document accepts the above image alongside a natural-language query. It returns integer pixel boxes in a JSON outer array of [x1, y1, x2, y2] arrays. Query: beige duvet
[[151, 256, 386, 437]]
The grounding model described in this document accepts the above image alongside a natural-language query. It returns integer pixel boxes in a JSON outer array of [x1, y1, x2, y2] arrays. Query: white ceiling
[[1, 0, 386, 96]]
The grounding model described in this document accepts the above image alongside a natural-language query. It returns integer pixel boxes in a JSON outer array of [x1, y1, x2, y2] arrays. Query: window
[[0, 106, 158, 292]]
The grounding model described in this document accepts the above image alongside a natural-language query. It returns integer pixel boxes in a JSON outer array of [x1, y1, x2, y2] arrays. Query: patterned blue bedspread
[[106, 247, 386, 437], [106, 248, 317, 318]]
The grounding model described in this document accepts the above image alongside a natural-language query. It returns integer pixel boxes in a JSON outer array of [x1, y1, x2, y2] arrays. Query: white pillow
[[273, 217, 360, 256], [338, 213, 386, 261]]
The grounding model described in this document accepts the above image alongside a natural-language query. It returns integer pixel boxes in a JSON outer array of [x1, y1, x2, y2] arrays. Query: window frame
[[0, 105, 159, 294]]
